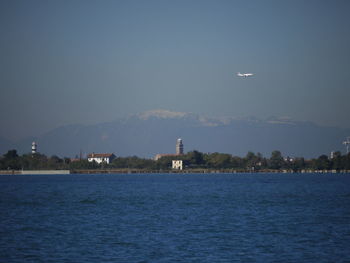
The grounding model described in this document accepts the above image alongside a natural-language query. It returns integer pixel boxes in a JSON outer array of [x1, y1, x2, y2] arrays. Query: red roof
[[156, 154, 180, 157], [154, 153, 182, 160]]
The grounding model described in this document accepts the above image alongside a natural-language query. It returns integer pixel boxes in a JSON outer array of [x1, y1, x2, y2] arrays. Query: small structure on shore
[[172, 160, 183, 170], [87, 153, 116, 164]]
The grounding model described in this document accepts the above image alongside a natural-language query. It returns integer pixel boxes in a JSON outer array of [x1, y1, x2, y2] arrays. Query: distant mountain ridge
[[2, 109, 349, 159]]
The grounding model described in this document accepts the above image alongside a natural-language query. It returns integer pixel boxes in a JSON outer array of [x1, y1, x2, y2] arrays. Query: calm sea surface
[[1, 173, 350, 262]]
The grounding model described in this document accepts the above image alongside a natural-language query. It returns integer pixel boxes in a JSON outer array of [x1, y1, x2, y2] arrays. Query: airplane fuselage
[[237, 72, 254, 77]]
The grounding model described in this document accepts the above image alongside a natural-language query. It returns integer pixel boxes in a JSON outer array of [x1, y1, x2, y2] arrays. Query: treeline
[[153, 150, 350, 171], [1, 149, 350, 172]]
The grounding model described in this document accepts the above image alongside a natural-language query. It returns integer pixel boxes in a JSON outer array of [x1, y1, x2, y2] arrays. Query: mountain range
[[1, 109, 349, 159]]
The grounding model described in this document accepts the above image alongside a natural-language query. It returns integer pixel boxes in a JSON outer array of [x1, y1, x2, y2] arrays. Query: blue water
[[1, 174, 350, 262]]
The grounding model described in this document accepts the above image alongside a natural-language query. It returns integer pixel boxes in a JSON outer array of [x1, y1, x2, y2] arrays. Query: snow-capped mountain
[[4, 109, 349, 159]]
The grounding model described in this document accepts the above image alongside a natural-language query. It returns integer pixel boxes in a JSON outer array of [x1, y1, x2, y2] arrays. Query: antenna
[[343, 137, 350, 154]]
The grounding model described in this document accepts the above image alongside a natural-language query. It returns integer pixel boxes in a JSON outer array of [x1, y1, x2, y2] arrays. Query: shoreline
[[1, 169, 350, 175]]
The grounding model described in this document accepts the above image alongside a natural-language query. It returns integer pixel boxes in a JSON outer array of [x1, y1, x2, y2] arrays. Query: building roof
[[154, 153, 182, 160], [87, 153, 115, 158], [70, 158, 81, 162]]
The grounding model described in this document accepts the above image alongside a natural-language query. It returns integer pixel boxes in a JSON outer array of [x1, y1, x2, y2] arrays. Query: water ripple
[[0, 174, 350, 262]]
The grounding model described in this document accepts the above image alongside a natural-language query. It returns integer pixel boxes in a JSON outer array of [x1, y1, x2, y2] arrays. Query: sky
[[1, 0, 350, 141]]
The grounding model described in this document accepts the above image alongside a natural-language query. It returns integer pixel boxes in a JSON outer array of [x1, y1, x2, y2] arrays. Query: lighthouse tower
[[32, 141, 37, 155], [176, 138, 184, 155]]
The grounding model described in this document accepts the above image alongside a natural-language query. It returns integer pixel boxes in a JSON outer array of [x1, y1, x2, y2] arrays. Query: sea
[[1, 173, 350, 263]]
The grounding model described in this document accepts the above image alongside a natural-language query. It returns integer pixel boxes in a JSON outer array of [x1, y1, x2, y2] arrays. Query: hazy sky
[[1, 0, 350, 140]]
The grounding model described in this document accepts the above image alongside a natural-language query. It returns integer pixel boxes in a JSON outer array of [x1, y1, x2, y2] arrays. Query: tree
[[290, 157, 305, 172], [47, 155, 64, 169], [69, 159, 100, 170], [22, 153, 48, 170], [245, 151, 257, 169], [330, 151, 342, 171], [186, 150, 204, 167], [4, 150, 19, 159], [231, 156, 244, 169], [1, 150, 20, 169], [205, 153, 232, 168], [343, 153, 350, 170], [269, 150, 284, 170], [314, 155, 330, 170]]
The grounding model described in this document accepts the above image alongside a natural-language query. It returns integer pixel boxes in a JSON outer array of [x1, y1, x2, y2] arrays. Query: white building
[[172, 160, 183, 170], [87, 153, 116, 164]]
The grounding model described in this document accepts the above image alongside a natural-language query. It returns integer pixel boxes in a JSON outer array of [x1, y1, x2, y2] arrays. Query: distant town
[[1, 138, 350, 175]]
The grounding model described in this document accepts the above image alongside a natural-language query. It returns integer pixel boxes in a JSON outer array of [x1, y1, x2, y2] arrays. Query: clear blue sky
[[1, 0, 350, 140]]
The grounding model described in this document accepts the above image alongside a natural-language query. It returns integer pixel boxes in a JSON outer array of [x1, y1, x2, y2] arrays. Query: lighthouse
[[32, 141, 37, 155], [176, 138, 184, 155]]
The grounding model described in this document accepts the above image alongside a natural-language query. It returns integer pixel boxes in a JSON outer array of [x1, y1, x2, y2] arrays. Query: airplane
[[237, 72, 254, 77]]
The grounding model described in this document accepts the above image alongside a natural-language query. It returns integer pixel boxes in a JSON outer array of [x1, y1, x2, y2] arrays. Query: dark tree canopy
[[1, 149, 350, 171]]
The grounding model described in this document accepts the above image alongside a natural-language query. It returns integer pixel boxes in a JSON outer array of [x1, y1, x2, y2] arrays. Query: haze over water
[[1, 173, 350, 262]]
